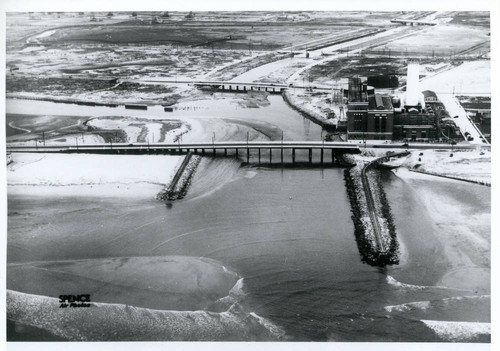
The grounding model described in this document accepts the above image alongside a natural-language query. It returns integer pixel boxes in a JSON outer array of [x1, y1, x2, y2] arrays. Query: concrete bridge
[[390, 19, 437, 26], [195, 82, 286, 94], [7, 141, 360, 166], [132, 78, 333, 93]]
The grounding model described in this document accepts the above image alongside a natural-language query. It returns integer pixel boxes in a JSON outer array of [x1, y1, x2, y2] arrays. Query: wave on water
[[7, 289, 286, 341], [386, 275, 471, 292], [421, 320, 490, 342], [385, 301, 431, 313], [385, 294, 491, 313], [386, 275, 428, 290], [208, 277, 247, 312], [185, 158, 250, 201]]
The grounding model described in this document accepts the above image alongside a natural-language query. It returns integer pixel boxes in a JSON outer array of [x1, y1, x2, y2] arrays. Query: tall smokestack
[[405, 62, 420, 106]]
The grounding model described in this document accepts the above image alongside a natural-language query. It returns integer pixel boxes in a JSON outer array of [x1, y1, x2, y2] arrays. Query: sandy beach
[[394, 168, 490, 294], [8, 256, 240, 312], [7, 153, 184, 198]]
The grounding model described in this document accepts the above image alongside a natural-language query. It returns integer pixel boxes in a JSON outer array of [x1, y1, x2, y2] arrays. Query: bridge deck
[[7, 141, 361, 153]]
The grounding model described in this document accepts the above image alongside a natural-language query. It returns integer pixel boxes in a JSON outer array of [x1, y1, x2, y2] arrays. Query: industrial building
[[346, 77, 395, 141], [346, 62, 458, 142]]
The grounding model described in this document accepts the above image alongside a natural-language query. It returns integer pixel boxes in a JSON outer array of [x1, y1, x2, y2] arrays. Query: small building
[[422, 90, 438, 103]]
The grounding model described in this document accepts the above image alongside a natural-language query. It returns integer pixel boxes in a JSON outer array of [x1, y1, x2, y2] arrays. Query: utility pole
[[42, 131, 45, 146]]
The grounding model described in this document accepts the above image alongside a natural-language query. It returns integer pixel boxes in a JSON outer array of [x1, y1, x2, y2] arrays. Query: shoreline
[[393, 168, 490, 294], [282, 90, 337, 131], [7, 153, 185, 199]]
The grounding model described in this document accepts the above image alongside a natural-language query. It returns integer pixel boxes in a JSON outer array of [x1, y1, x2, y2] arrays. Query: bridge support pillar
[[213, 148, 216, 157], [224, 148, 227, 157], [269, 148, 272, 163], [235, 148, 238, 158], [332, 150, 335, 164], [309, 148, 312, 164], [281, 148, 283, 164], [247, 148, 250, 163], [202, 149, 205, 156], [292, 148, 295, 164], [258, 148, 261, 164], [321, 149, 324, 165]]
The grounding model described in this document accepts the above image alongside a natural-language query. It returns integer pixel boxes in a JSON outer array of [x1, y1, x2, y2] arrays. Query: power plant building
[[347, 62, 442, 142], [346, 77, 394, 140]]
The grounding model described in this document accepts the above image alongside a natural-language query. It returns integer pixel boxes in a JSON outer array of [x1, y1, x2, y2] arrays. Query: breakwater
[[157, 152, 201, 201], [344, 160, 399, 266], [282, 90, 337, 131]]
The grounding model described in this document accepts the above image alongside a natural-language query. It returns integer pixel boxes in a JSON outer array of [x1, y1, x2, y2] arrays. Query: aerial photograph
[[4, 7, 491, 345]]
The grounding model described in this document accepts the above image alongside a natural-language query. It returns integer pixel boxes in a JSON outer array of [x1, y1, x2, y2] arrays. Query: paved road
[[8, 140, 489, 153], [437, 94, 489, 145], [6, 141, 361, 153]]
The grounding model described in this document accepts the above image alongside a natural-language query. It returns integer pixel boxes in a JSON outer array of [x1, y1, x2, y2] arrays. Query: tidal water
[[6, 95, 490, 341], [7, 163, 490, 341]]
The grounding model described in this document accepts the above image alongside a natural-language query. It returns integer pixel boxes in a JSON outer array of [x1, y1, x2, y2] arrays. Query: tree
[[161, 11, 170, 18], [107, 12, 114, 18], [131, 12, 137, 17]]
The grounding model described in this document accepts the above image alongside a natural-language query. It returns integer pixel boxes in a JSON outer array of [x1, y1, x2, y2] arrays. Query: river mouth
[[7, 160, 490, 341], [6, 93, 491, 341]]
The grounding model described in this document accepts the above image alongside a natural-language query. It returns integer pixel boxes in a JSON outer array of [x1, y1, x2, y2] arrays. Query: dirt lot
[[6, 43, 252, 80], [8, 11, 396, 50], [449, 11, 490, 28], [372, 24, 490, 56], [298, 56, 411, 87]]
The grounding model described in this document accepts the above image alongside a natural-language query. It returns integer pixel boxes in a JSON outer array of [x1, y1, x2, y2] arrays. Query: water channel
[[6, 94, 490, 341]]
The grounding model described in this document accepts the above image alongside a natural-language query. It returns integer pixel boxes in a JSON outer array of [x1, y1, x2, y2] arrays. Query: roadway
[[6, 141, 361, 153], [437, 93, 489, 145], [7, 140, 489, 154], [128, 78, 333, 92]]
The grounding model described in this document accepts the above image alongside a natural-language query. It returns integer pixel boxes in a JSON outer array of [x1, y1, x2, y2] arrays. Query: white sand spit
[[7, 153, 184, 198]]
